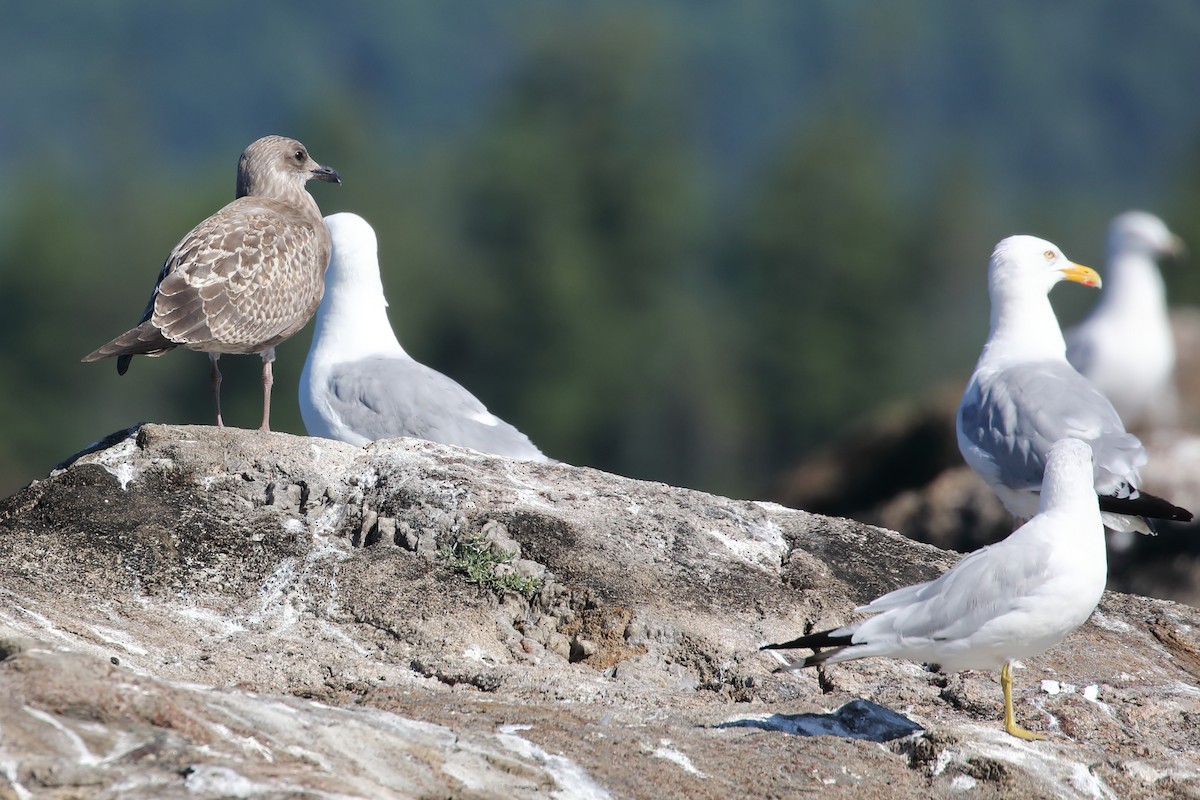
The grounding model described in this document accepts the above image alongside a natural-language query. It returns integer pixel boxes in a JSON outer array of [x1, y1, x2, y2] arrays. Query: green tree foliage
[[1166, 144, 1200, 305], [731, 119, 924, 467], [415, 22, 748, 490], [3, 2, 1200, 501]]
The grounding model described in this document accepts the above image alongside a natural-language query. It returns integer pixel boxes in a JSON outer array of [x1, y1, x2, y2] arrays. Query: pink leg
[[209, 354, 224, 428], [260, 348, 276, 432]]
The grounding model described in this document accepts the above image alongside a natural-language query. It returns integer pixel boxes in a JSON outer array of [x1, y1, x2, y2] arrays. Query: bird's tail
[[761, 628, 854, 668], [82, 323, 176, 374]]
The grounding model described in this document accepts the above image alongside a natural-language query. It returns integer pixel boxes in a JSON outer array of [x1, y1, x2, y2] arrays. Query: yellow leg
[[1001, 661, 1044, 741]]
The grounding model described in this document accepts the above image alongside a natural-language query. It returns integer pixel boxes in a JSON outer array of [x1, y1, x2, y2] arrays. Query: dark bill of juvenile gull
[[955, 235, 1191, 534], [1066, 211, 1184, 428], [299, 212, 552, 462], [763, 438, 1107, 741], [82, 135, 341, 431]]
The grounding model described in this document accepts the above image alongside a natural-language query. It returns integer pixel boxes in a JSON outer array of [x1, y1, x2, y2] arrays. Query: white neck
[[307, 258, 408, 367], [978, 284, 1067, 368], [1039, 473, 1095, 516]]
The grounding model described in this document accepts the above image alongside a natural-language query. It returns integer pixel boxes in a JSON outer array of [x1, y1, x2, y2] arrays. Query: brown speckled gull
[[82, 135, 341, 431]]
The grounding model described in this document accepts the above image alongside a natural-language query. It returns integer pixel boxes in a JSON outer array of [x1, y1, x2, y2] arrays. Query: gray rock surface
[[1, 424, 1200, 798]]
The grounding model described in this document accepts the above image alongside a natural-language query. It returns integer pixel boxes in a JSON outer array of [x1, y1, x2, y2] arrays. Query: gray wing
[[855, 527, 1054, 643], [958, 360, 1145, 493], [324, 355, 549, 461]]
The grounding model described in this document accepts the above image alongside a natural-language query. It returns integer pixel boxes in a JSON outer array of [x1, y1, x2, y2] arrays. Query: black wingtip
[[117, 354, 132, 375], [762, 630, 851, 669], [1099, 492, 1192, 523], [761, 628, 853, 652]]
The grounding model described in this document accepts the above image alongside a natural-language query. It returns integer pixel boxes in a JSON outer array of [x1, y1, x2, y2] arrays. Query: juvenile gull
[[1066, 212, 1184, 428], [764, 438, 1107, 741], [82, 135, 341, 431], [956, 235, 1191, 534], [299, 212, 551, 461]]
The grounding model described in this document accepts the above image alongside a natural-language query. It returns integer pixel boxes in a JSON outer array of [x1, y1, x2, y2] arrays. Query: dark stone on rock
[[719, 698, 923, 742]]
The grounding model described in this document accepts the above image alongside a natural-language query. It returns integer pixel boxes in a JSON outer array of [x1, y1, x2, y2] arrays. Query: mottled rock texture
[[1, 424, 1198, 798]]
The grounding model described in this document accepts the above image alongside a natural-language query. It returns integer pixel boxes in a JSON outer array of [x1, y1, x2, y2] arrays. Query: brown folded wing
[[83, 195, 330, 364]]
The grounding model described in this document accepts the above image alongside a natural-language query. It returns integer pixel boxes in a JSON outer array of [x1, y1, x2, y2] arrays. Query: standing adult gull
[[764, 438, 1107, 741], [299, 212, 551, 462], [956, 235, 1191, 534], [1066, 211, 1184, 428], [83, 135, 341, 431]]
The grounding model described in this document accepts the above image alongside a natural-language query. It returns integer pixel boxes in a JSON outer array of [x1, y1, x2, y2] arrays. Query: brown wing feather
[[152, 197, 328, 354], [80, 319, 177, 372], [83, 195, 330, 366]]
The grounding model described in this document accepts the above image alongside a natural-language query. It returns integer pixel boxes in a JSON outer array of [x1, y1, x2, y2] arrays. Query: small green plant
[[439, 534, 543, 599]]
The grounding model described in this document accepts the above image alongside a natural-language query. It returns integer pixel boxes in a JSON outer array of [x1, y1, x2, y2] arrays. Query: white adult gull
[[299, 212, 552, 462], [764, 438, 1107, 741], [956, 235, 1191, 534], [1066, 211, 1184, 428]]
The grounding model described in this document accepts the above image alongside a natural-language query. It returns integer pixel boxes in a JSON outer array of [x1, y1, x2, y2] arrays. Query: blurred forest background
[[4, 1, 1200, 500]]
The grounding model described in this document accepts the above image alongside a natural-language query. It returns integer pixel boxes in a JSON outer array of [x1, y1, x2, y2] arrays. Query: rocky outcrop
[[1, 424, 1199, 798]]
